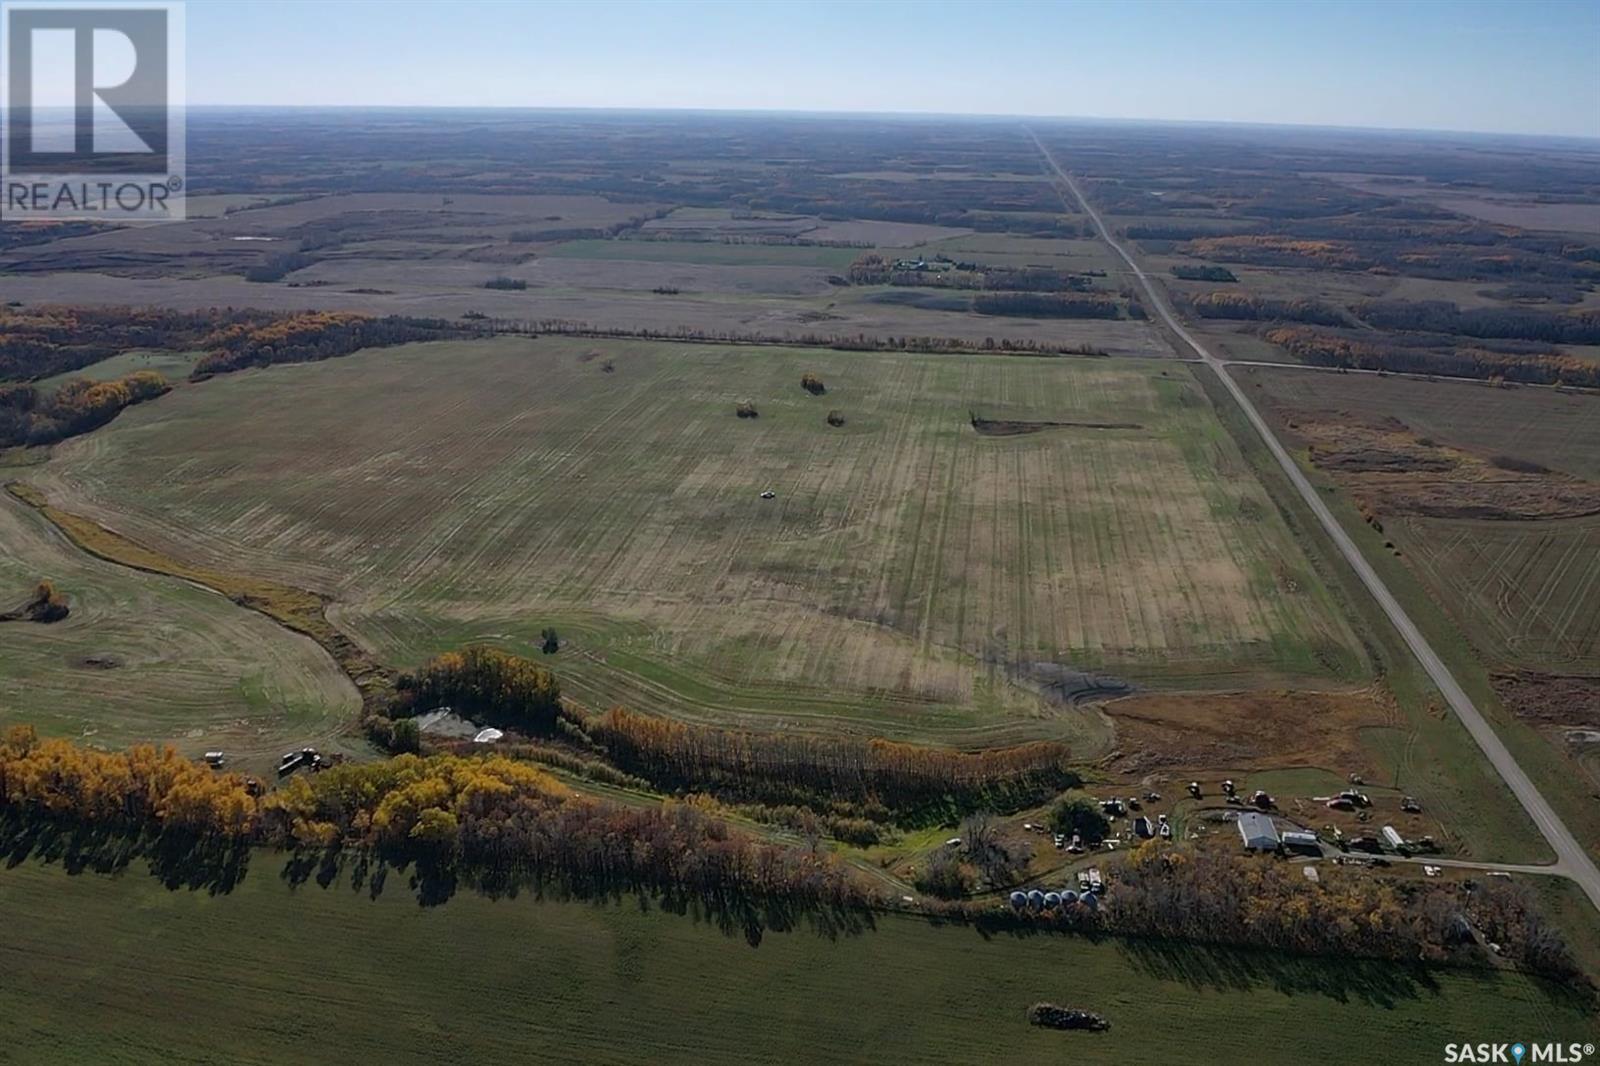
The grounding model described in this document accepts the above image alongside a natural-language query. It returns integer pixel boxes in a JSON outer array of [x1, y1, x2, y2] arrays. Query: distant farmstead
[[1238, 811, 1280, 851]]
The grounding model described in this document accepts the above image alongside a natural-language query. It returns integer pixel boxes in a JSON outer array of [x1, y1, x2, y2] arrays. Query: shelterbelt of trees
[[375, 646, 1080, 825], [0, 726, 865, 912], [0, 723, 1583, 977], [589, 707, 1080, 823], [1264, 326, 1600, 388]]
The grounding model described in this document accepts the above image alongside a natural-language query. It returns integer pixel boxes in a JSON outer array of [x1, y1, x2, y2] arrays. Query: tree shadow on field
[[276, 844, 877, 946], [1117, 935, 1597, 1015], [0, 811, 251, 894], [1113, 935, 1440, 1008]]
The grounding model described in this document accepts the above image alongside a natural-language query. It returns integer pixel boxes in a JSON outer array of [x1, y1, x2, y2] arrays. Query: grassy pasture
[[0, 487, 357, 757], [543, 238, 860, 269], [36, 337, 1361, 747], [0, 856, 1591, 1065]]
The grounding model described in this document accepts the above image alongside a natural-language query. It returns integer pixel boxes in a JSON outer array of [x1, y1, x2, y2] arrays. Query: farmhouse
[[1237, 811, 1279, 851]]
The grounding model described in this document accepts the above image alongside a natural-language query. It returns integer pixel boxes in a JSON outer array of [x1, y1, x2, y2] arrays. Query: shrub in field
[[1027, 1005, 1110, 1032], [484, 276, 527, 291]]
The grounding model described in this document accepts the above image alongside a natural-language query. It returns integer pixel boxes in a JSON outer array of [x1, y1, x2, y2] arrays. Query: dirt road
[[1030, 131, 1600, 913]]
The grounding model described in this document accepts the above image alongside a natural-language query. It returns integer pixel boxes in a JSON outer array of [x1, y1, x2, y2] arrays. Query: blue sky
[[188, 0, 1600, 137]]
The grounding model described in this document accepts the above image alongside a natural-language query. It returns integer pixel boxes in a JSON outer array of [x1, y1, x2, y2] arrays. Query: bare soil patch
[[1491, 671, 1600, 728], [1102, 688, 1388, 775]]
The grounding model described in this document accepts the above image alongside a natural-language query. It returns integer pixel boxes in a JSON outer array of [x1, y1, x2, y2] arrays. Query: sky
[[186, 0, 1600, 138]]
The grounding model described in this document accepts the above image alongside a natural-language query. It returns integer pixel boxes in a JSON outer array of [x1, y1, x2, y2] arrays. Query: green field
[[32, 349, 204, 394], [33, 337, 1363, 748], [0, 856, 1590, 1065], [0, 488, 356, 758], [544, 238, 860, 269]]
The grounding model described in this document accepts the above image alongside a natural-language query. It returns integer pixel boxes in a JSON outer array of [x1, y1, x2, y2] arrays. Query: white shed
[[1237, 811, 1280, 851]]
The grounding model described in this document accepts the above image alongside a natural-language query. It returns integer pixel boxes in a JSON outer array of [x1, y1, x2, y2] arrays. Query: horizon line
[[175, 102, 1600, 144]]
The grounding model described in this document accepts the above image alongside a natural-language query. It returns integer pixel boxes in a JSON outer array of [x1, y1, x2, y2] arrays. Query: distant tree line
[[972, 292, 1121, 319], [1170, 264, 1237, 282], [1264, 326, 1600, 388], [0, 306, 270, 382], [1353, 300, 1600, 345], [191, 313, 459, 376], [501, 317, 1103, 357], [0, 306, 462, 386], [1185, 291, 1347, 326]]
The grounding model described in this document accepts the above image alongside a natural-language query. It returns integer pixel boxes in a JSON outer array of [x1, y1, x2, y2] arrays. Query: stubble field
[[1238, 367, 1600, 674], [0, 488, 357, 754], [33, 337, 1362, 748]]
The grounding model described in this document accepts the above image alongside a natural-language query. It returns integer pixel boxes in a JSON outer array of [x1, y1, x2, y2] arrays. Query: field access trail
[[1028, 131, 1600, 913]]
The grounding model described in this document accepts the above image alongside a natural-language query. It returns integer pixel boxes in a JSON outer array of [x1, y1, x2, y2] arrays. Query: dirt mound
[[970, 416, 1142, 437], [1492, 671, 1600, 727], [1102, 688, 1387, 775]]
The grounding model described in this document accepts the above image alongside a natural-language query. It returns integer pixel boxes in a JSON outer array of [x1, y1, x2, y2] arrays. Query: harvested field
[[0, 486, 357, 758], [35, 337, 1362, 746], [542, 238, 860, 269], [1241, 367, 1600, 676], [1101, 688, 1390, 776], [1397, 516, 1600, 672], [1239, 369, 1600, 481]]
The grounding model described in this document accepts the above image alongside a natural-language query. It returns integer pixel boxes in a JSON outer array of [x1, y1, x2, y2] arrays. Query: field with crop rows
[[1239, 367, 1600, 673], [35, 337, 1363, 747], [0, 488, 357, 755]]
